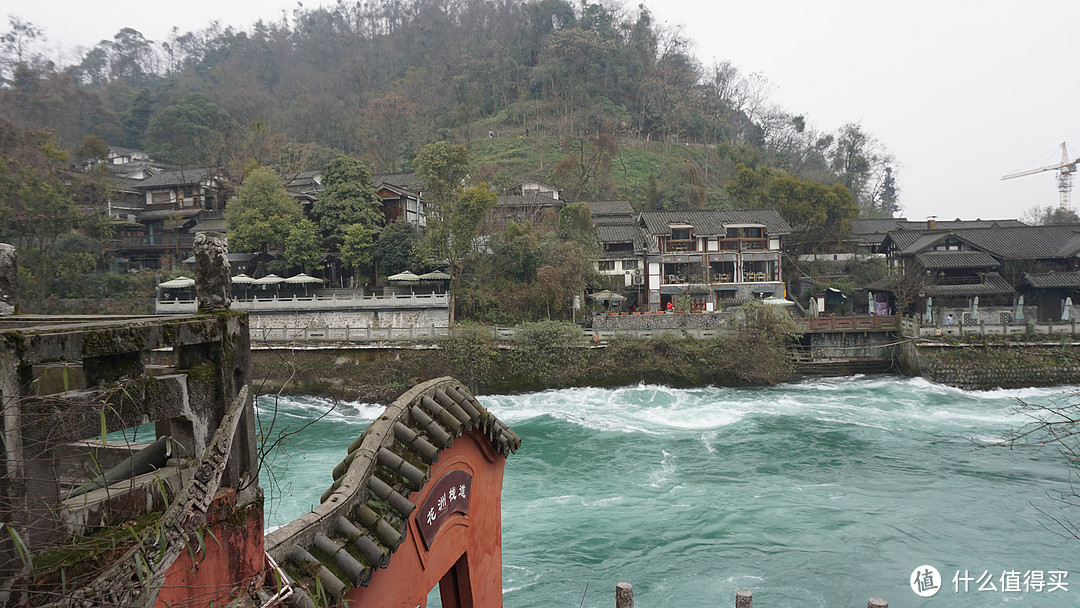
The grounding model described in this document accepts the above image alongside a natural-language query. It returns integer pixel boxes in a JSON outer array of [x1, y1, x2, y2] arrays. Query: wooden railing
[[794, 314, 899, 332], [110, 234, 196, 250]]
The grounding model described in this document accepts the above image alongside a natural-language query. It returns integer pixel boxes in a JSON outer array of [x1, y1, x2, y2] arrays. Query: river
[[257, 376, 1079, 608]]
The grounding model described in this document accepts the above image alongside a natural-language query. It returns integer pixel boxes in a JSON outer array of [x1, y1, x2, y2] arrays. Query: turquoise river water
[[256, 376, 1080, 608]]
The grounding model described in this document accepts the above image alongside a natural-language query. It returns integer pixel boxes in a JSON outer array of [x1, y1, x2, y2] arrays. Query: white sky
[[15, 0, 1080, 221]]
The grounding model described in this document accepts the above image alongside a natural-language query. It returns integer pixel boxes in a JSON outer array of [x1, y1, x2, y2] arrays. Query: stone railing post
[[615, 582, 633, 608], [735, 589, 752, 607], [0, 243, 17, 315], [194, 232, 231, 311]]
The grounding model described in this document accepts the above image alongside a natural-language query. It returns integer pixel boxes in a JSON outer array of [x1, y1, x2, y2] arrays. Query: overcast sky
[[15, 0, 1080, 221]]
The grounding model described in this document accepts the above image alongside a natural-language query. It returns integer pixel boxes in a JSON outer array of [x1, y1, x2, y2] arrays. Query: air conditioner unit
[[631, 269, 644, 285]]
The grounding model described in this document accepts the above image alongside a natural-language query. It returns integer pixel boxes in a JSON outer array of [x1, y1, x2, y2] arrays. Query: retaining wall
[[900, 341, 1080, 390], [247, 308, 449, 329]]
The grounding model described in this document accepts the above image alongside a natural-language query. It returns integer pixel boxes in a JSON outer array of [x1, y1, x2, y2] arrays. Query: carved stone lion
[[194, 232, 232, 311]]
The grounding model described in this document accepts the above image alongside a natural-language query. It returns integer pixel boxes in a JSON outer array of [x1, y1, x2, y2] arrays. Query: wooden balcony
[[110, 234, 196, 250]]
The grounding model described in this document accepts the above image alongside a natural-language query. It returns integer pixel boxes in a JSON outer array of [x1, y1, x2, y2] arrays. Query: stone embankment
[[899, 340, 1080, 390]]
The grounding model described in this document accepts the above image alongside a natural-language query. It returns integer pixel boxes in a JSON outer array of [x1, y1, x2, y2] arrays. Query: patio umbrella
[[1015, 295, 1024, 321], [971, 296, 979, 322], [589, 290, 626, 303], [1064, 297, 1073, 321], [868, 291, 874, 315], [253, 274, 284, 291], [388, 270, 421, 283], [158, 276, 195, 289], [283, 273, 325, 295], [231, 273, 254, 298], [418, 270, 451, 281], [925, 296, 933, 323]]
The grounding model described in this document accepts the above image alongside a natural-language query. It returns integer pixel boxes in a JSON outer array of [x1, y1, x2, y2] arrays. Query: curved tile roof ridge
[[264, 377, 520, 607]]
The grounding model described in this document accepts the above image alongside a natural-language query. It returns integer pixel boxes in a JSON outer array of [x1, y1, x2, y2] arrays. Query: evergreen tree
[[311, 155, 384, 243], [121, 89, 154, 149], [224, 166, 303, 253]]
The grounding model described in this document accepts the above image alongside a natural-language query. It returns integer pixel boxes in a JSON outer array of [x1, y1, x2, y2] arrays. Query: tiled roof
[[133, 167, 218, 189], [923, 272, 1015, 297], [495, 193, 564, 208], [587, 200, 635, 217], [852, 218, 1025, 238], [887, 224, 1080, 260], [639, 209, 791, 236], [1022, 271, 1080, 289], [265, 377, 519, 607], [914, 250, 999, 269], [372, 172, 423, 192], [596, 223, 646, 251]]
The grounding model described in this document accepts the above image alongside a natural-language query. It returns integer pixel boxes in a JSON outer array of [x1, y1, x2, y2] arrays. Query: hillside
[[0, 0, 897, 215]]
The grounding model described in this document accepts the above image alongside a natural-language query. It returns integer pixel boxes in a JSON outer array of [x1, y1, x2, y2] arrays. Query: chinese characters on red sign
[[415, 469, 472, 548]]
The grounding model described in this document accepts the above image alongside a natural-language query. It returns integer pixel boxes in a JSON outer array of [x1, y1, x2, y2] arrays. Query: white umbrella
[[1064, 297, 1073, 321], [283, 273, 325, 295], [253, 274, 284, 291], [589, 290, 626, 303], [388, 271, 421, 283], [231, 273, 254, 298], [1015, 295, 1024, 321], [418, 270, 451, 281], [283, 273, 324, 285], [158, 276, 195, 289], [925, 296, 933, 323], [971, 296, 979, 322]]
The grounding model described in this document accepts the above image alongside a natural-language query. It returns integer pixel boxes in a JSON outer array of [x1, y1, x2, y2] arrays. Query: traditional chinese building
[[638, 210, 791, 311]]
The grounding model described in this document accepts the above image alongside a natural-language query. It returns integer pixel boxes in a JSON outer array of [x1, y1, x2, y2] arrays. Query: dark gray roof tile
[[1022, 271, 1080, 289], [914, 250, 999, 269], [587, 200, 635, 216], [266, 377, 519, 602], [640, 209, 791, 236], [923, 272, 1015, 296]]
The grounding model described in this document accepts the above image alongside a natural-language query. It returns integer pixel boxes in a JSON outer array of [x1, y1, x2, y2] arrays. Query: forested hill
[[0, 0, 896, 215]]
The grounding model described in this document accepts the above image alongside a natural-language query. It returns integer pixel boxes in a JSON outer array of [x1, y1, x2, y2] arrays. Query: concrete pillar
[[867, 599, 888, 608], [615, 582, 633, 608], [0, 243, 17, 315], [735, 589, 752, 608], [193, 232, 231, 311]]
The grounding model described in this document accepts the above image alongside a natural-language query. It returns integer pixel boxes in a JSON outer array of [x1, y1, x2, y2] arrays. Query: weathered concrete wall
[[900, 341, 1080, 390], [248, 308, 449, 329], [807, 331, 894, 360]]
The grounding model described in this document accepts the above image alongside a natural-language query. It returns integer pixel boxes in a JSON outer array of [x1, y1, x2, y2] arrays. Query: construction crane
[[1002, 142, 1080, 209]]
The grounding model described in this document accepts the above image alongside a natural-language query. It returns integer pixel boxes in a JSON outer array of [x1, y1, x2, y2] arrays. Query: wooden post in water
[[615, 582, 633, 608], [867, 599, 888, 608], [735, 589, 752, 607]]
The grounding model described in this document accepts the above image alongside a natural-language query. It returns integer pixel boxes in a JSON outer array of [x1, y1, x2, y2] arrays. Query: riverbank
[[249, 318, 800, 402], [899, 338, 1080, 390]]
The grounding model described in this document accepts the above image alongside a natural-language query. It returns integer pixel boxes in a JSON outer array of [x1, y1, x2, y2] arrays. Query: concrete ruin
[[0, 242, 262, 607]]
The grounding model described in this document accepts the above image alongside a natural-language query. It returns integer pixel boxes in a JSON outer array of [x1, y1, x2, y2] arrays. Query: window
[[151, 191, 172, 205], [598, 261, 616, 271], [622, 260, 638, 270], [671, 228, 691, 240]]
